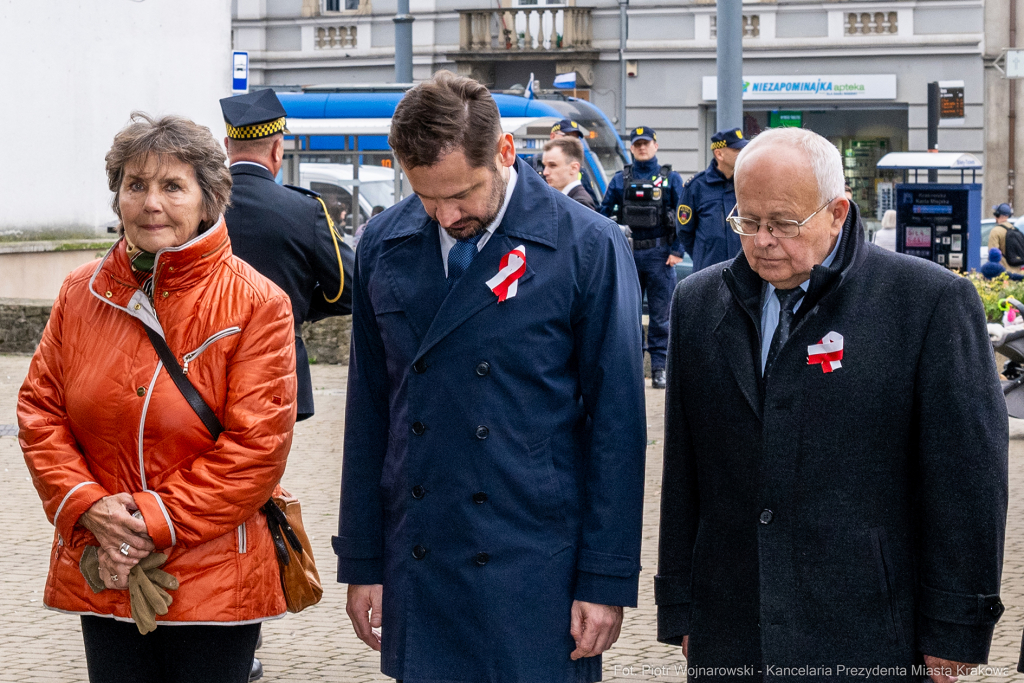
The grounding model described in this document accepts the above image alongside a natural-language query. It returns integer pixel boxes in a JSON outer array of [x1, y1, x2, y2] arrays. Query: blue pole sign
[[232, 51, 249, 94]]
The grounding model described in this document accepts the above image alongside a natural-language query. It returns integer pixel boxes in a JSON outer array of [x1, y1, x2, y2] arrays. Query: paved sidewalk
[[0, 354, 1021, 682]]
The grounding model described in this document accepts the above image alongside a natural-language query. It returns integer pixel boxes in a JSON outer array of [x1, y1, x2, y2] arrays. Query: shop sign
[[702, 75, 897, 101]]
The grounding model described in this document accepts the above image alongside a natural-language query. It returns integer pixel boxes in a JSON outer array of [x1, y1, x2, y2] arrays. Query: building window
[[325, 0, 361, 11]]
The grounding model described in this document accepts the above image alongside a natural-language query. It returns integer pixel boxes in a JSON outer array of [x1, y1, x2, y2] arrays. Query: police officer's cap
[[711, 127, 748, 151], [551, 118, 584, 138], [994, 203, 1014, 217], [220, 89, 289, 140], [629, 127, 657, 143]]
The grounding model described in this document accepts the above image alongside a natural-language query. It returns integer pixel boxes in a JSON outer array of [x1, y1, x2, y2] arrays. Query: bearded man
[[334, 71, 647, 683]]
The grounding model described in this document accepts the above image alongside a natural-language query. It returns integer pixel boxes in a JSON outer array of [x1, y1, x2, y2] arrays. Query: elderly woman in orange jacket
[[18, 112, 297, 683]]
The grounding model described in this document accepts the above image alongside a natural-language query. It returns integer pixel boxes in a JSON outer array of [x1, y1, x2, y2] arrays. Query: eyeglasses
[[727, 197, 838, 239]]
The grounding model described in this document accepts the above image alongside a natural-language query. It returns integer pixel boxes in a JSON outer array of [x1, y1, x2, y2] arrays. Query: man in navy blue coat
[[677, 127, 746, 273], [334, 72, 647, 683]]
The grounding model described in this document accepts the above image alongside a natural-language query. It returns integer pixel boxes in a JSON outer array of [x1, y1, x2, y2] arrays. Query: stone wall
[[0, 299, 53, 354], [301, 316, 352, 365], [0, 297, 354, 365]]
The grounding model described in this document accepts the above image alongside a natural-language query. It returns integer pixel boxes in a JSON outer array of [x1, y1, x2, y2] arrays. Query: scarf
[[124, 234, 156, 298]]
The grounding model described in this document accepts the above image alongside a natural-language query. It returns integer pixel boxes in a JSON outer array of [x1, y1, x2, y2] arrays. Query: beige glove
[[79, 547, 179, 634], [79, 545, 105, 594], [128, 553, 179, 635]]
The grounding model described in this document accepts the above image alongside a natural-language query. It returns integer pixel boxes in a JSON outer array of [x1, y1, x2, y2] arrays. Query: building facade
[[2, 1, 233, 235], [234, 0, 986, 222]]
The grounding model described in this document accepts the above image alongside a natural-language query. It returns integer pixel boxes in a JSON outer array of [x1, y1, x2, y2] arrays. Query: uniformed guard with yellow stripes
[[220, 89, 355, 424]]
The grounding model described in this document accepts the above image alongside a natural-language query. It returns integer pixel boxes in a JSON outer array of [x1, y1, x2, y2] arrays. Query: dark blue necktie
[[447, 232, 484, 290], [765, 287, 804, 375]]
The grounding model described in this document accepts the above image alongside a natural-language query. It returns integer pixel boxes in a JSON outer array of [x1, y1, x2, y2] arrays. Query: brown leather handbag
[[262, 486, 323, 613]]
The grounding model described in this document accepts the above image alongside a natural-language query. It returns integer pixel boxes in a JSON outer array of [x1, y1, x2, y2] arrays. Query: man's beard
[[441, 169, 508, 241]]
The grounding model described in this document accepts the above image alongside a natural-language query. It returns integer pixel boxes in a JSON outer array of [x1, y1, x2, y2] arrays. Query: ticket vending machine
[[894, 183, 982, 272]]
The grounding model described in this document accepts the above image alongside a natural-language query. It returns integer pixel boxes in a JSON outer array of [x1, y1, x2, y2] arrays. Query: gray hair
[[734, 127, 846, 205], [106, 112, 232, 231]]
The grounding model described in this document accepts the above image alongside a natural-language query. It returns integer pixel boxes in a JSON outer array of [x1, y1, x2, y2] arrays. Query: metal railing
[[458, 6, 592, 53]]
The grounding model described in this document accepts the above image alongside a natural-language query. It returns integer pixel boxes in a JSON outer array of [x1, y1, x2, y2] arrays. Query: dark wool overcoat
[[334, 160, 648, 683], [225, 163, 354, 420], [656, 205, 1008, 682]]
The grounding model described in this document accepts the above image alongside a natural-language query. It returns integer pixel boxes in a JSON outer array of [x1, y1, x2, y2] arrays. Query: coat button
[[475, 362, 490, 377], [759, 509, 774, 525], [411, 421, 426, 435], [475, 425, 489, 440], [412, 545, 427, 560], [413, 359, 427, 374], [990, 601, 1005, 619], [136, 387, 147, 397], [472, 492, 488, 504], [411, 485, 425, 499], [474, 552, 490, 566]]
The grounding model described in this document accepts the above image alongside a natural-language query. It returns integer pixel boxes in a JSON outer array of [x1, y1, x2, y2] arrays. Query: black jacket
[[567, 183, 597, 210], [225, 163, 354, 420], [656, 204, 1008, 681]]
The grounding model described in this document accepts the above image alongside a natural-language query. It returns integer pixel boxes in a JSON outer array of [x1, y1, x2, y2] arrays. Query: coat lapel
[[713, 305, 764, 423], [375, 207, 449, 343], [412, 161, 554, 363], [720, 253, 766, 422], [414, 228, 535, 363]]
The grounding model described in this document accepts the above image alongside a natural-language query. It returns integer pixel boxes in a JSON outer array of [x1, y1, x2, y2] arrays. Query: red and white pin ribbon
[[486, 245, 527, 302], [807, 331, 844, 373]]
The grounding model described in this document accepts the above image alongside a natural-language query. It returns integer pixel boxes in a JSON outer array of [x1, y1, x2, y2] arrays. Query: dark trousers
[[81, 615, 260, 683], [633, 243, 676, 371]]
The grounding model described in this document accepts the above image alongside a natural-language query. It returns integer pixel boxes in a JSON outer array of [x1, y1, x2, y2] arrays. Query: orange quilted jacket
[[18, 218, 297, 624]]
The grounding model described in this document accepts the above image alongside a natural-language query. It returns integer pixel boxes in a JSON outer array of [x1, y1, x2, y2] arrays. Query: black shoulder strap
[[660, 164, 673, 177], [142, 325, 224, 441], [622, 165, 633, 184]]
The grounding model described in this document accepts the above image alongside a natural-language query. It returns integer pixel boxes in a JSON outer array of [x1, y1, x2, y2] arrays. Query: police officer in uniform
[[599, 127, 684, 389], [220, 90, 354, 425], [677, 127, 747, 274]]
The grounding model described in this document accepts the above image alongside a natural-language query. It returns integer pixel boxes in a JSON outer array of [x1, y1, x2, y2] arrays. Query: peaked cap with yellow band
[[220, 89, 289, 140], [710, 127, 748, 151]]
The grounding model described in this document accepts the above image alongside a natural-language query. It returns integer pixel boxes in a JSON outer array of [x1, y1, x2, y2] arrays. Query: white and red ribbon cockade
[[486, 245, 527, 302], [807, 331, 844, 373]]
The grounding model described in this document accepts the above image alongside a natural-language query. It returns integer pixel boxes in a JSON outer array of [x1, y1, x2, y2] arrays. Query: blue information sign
[[232, 51, 249, 94]]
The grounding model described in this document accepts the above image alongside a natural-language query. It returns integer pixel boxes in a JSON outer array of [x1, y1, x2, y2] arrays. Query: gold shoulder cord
[[315, 196, 346, 303]]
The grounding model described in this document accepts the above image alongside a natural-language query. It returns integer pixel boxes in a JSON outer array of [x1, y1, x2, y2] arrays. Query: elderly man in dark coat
[[334, 72, 647, 683], [656, 127, 1008, 683]]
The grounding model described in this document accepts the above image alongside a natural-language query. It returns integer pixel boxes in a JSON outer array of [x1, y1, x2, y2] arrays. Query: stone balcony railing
[[458, 6, 592, 54]]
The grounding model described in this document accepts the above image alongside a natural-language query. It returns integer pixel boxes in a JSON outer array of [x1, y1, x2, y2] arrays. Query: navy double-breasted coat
[[334, 161, 647, 683]]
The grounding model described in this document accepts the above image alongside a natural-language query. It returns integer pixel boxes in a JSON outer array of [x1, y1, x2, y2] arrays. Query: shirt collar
[[230, 161, 271, 172], [561, 178, 582, 196], [762, 229, 843, 310]]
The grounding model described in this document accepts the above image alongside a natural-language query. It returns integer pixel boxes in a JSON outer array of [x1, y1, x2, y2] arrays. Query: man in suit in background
[[221, 89, 354, 423], [542, 137, 597, 210], [657, 127, 1007, 682]]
